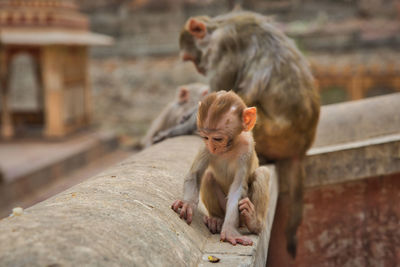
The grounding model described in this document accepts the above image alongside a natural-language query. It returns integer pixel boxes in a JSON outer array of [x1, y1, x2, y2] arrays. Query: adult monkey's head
[[179, 16, 213, 75]]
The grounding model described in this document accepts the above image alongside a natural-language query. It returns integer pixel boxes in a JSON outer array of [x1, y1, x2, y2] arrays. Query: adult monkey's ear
[[242, 107, 257, 131], [178, 87, 189, 104], [188, 18, 207, 39]]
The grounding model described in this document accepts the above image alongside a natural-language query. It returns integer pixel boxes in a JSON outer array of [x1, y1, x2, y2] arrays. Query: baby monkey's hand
[[171, 200, 196, 225]]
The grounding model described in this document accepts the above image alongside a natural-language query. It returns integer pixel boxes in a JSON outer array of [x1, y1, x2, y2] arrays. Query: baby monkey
[[171, 91, 270, 246]]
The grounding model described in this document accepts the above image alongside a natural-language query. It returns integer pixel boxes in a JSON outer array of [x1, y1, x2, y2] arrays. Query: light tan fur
[[172, 91, 270, 246]]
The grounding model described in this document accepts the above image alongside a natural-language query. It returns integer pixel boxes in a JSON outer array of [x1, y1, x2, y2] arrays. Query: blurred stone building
[[74, 0, 400, 57], [3, 0, 399, 141], [0, 0, 112, 138]]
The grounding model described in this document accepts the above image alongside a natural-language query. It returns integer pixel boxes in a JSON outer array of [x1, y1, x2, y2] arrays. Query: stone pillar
[[349, 76, 363, 100], [41, 46, 65, 138], [349, 66, 364, 100], [393, 76, 400, 93], [82, 47, 92, 125], [0, 47, 14, 139]]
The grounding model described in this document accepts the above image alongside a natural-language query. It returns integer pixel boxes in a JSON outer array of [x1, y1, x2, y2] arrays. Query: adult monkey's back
[[180, 12, 320, 257]]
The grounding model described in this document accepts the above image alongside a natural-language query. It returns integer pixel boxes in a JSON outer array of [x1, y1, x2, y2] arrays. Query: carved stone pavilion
[[0, 0, 113, 138]]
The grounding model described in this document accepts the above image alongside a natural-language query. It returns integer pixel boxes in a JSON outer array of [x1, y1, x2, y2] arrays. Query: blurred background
[[2, 0, 399, 144], [0, 0, 400, 265], [86, 0, 400, 142]]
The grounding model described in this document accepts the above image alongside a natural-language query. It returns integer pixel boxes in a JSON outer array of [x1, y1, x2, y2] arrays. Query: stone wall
[[300, 173, 400, 266], [268, 173, 400, 267]]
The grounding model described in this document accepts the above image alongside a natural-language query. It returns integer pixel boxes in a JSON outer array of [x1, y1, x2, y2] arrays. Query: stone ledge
[[0, 131, 119, 213], [305, 133, 400, 187], [267, 93, 400, 193], [313, 93, 400, 149], [303, 93, 400, 188], [0, 131, 118, 184], [0, 136, 278, 267]]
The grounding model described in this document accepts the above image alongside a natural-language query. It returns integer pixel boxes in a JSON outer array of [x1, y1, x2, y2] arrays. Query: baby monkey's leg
[[200, 172, 226, 234], [239, 166, 270, 234]]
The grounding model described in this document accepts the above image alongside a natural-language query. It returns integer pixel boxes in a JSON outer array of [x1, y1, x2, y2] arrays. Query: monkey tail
[[248, 166, 270, 233], [276, 157, 305, 258]]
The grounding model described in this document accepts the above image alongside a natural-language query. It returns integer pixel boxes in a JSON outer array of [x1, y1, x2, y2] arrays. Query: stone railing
[[306, 92, 400, 188], [0, 136, 278, 267]]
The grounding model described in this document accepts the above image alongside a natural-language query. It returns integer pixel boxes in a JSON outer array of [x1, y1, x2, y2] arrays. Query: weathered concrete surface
[[313, 92, 400, 148], [306, 134, 400, 187], [0, 131, 119, 216], [199, 164, 278, 267], [0, 136, 278, 267], [0, 131, 118, 183]]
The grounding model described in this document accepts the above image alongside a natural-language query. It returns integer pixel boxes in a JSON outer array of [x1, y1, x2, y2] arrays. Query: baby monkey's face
[[198, 129, 232, 155], [196, 91, 253, 156]]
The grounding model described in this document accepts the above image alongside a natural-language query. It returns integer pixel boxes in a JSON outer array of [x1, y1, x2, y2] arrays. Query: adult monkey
[[176, 12, 320, 257], [141, 83, 209, 148]]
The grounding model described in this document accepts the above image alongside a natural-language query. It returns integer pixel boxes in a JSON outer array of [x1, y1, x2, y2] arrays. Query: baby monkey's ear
[[242, 107, 257, 131]]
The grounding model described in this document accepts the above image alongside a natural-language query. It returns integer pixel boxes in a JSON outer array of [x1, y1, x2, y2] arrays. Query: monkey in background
[[172, 91, 270, 245], [140, 83, 208, 148], [169, 11, 320, 257]]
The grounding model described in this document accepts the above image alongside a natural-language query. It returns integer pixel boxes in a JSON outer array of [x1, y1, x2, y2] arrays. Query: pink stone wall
[[267, 173, 400, 267]]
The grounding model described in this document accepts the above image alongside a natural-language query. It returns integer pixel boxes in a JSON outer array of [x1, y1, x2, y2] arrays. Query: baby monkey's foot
[[239, 197, 261, 234], [203, 215, 223, 234], [220, 227, 253, 246]]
